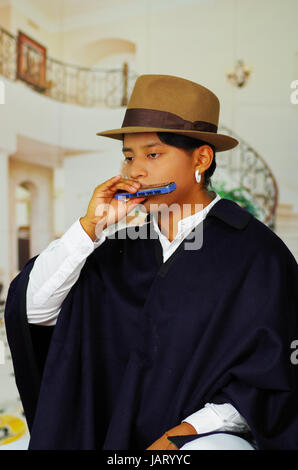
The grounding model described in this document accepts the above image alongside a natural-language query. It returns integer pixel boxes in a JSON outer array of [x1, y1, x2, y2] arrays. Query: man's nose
[[129, 159, 148, 180]]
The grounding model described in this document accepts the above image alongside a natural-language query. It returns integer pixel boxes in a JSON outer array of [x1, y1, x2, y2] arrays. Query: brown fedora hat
[[96, 74, 238, 152]]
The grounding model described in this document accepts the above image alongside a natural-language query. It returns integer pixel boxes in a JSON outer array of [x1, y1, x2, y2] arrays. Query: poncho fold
[[4, 198, 298, 449]]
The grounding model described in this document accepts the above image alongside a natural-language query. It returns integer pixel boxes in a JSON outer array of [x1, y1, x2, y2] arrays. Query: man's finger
[[96, 175, 122, 191]]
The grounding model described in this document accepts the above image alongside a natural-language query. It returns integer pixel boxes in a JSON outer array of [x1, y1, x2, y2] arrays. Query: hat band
[[122, 108, 218, 133]]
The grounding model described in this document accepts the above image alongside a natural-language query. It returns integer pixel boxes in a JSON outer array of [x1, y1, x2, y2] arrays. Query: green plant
[[210, 180, 265, 220]]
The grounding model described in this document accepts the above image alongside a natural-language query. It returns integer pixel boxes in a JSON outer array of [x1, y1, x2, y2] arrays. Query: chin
[[139, 195, 171, 214]]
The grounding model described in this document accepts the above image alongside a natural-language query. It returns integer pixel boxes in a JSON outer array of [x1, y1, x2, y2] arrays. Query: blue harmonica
[[114, 181, 177, 200]]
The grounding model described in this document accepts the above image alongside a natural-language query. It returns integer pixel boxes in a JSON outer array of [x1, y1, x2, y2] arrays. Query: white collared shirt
[[151, 193, 221, 262], [26, 192, 249, 436]]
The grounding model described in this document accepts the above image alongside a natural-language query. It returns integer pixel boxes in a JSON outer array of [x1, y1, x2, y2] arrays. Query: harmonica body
[[114, 181, 177, 200]]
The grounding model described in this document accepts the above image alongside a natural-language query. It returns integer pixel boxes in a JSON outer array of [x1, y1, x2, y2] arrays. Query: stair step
[[276, 215, 298, 226], [276, 211, 298, 219], [276, 203, 294, 216]]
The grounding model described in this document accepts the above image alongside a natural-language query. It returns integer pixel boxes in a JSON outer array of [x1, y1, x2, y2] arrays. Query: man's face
[[121, 132, 197, 214]]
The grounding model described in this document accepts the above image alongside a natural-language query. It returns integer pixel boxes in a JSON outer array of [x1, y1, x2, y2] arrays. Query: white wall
[[64, 150, 124, 229], [0, 77, 124, 153]]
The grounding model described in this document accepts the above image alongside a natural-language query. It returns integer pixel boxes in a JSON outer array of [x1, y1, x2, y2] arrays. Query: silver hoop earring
[[195, 169, 201, 183]]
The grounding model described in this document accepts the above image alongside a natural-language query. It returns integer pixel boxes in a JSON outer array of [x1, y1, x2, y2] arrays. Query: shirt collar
[[151, 192, 221, 239]]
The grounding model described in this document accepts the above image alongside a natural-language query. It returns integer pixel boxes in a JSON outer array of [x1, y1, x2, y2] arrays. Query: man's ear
[[192, 145, 214, 173]]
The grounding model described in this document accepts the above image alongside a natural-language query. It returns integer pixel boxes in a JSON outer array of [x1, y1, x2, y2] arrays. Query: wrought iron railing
[[0, 26, 137, 107], [0, 27, 16, 81], [44, 58, 137, 107], [0, 25, 278, 228], [214, 126, 278, 230]]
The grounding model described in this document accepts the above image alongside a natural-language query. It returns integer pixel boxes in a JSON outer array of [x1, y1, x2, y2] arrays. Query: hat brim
[[96, 127, 238, 152]]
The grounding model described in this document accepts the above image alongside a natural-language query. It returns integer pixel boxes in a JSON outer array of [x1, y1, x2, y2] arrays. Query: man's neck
[[157, 190, 216, 242]]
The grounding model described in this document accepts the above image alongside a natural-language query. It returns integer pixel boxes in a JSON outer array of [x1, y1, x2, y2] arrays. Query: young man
[[5, 75, 298, 450]]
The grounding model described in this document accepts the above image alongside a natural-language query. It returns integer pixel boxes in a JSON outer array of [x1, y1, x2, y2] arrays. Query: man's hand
[[146, 422, 197, 450], [80, 175, 145, 241]]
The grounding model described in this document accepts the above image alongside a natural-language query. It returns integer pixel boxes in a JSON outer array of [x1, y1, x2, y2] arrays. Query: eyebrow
[[122, 142, 163, 152]]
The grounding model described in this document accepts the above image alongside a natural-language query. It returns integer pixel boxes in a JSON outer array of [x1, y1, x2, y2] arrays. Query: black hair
[[156, 132, 216, 189], [121, 132, 216, 189]]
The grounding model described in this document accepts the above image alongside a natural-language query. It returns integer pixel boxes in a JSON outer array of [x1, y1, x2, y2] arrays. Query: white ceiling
[[2, 0, 207, 32], [23, 0, 128, 22]]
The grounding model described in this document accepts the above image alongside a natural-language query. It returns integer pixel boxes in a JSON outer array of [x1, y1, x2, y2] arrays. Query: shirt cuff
[[182, 402, 250, 434], [93, 228, 107, 248], [61, 217, 108, 254]]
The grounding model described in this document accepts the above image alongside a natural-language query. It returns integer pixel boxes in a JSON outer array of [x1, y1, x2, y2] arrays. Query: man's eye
[[123, 153, 160, 162], [148, 153, 160, 158]]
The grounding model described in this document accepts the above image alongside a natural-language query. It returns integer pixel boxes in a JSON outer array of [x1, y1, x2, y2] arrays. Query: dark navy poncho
[[4, 198, 298, 450]]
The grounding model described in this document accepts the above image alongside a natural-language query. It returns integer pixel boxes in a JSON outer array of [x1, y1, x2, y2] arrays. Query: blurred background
[[0, 0, 297, 448]]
